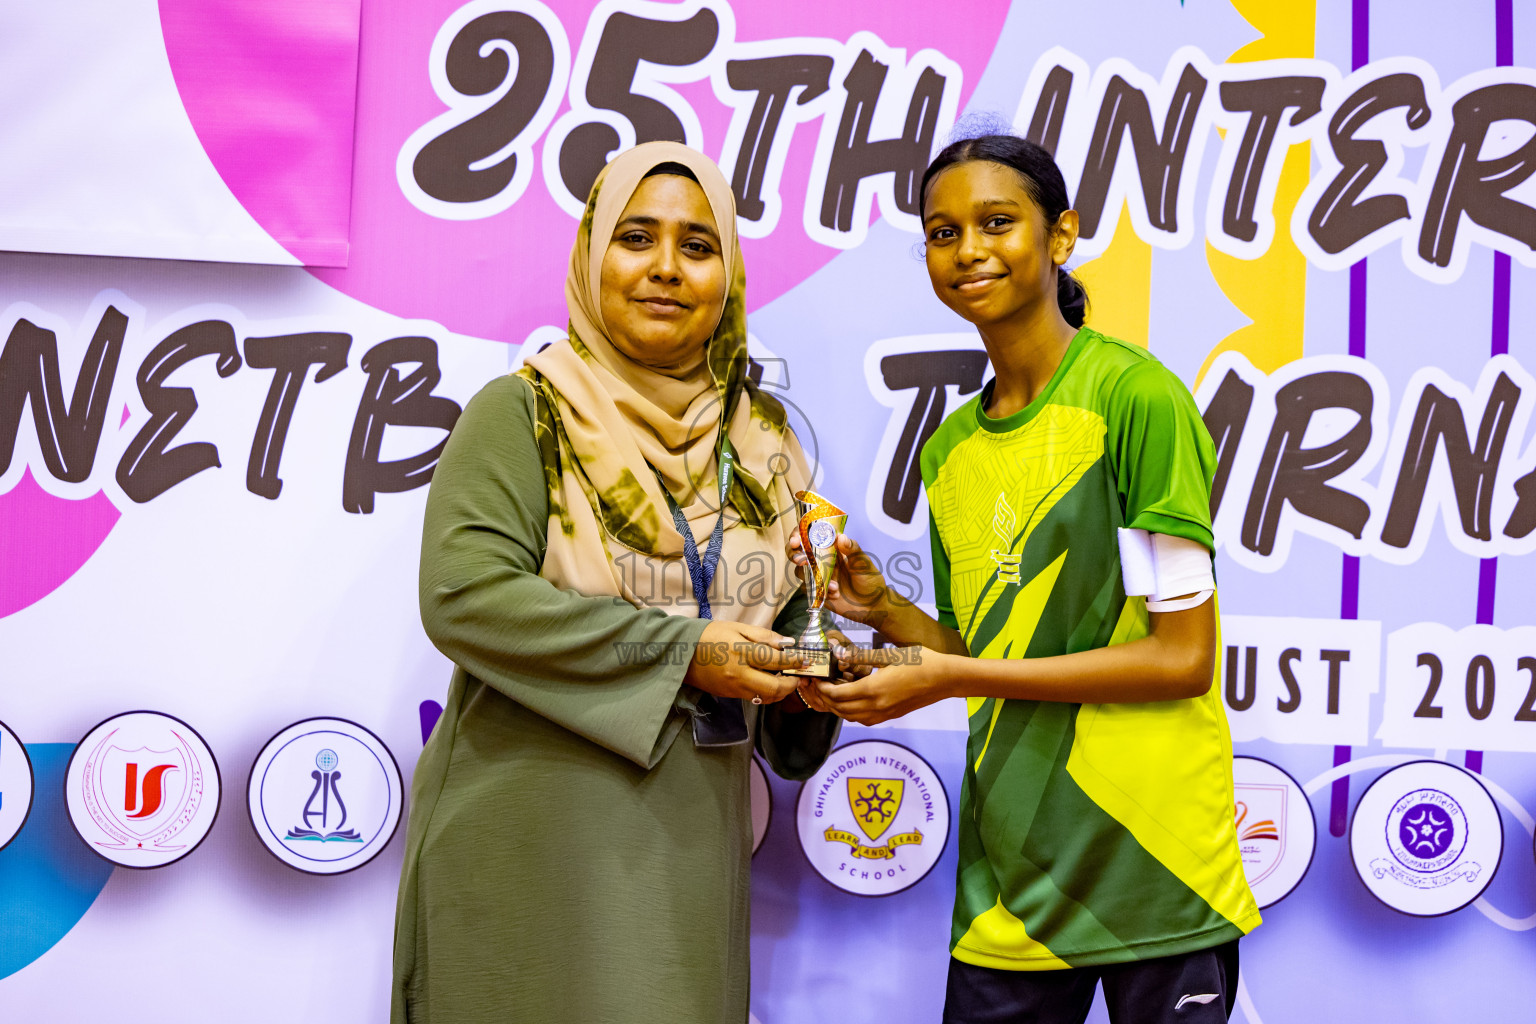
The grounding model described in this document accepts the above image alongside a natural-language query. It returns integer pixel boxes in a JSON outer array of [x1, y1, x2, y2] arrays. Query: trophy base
[[783, 645, 833, 679]]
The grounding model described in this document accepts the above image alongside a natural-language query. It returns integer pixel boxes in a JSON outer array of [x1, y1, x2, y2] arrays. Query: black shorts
[[941, 940, 1240, 1024]]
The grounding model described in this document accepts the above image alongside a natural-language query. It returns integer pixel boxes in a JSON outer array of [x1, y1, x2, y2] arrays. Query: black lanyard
[[655, 435, 748, 747]]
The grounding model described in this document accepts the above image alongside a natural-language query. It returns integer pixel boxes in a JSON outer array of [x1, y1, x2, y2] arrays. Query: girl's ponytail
[[1057, 270, 1088, 329]]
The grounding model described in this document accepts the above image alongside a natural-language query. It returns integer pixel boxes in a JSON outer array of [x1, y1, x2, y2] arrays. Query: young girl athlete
[[795, 135, 1262, 1022]]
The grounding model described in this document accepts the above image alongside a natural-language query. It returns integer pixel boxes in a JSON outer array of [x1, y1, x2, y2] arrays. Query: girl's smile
[[922, 160, 1075, 329]]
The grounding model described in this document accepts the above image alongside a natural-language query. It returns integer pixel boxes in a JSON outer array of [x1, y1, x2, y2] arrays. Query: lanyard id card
[[654, 439, 749, 748]]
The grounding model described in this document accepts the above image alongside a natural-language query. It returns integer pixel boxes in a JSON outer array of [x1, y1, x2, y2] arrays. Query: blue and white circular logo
[[807, 520, 837, 549], [1350, 760, 1501, 916], [0, 718, 35, 853], [247, 718, 403, 875]]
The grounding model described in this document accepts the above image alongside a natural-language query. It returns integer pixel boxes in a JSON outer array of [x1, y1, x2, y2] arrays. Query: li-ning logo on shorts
[[989, 491, 1021, 584], [66, 711, 221, 869], [247, 718, 402, 875], [796, 740, 949, 896], [1375, 788, 1478, 887]]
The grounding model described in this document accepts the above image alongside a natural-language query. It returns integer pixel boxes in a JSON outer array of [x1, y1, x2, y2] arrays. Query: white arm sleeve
[[1117, 528, 1214, 611]]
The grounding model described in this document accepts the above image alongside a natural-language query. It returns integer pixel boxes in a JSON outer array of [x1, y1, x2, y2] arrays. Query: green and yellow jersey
[[921, 327, 1261, 971]]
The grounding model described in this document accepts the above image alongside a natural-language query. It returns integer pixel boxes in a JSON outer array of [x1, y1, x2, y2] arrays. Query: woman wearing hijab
[[391, 142, 839, 1024]]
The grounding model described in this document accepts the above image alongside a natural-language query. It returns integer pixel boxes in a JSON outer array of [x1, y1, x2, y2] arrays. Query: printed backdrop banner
[[2, 1, 1534, 1022]]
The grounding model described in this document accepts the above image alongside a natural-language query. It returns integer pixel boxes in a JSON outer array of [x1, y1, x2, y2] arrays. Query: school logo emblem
[[1350, 760, 1502, 916], [247, 718, 402, 875], [797, 740, 948, 896], [1232, 756, 1314, 908], [0, 718, 36, 852], [65, 711, 221, 868]]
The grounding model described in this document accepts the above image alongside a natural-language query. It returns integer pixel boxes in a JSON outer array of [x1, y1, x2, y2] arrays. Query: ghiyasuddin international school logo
[[65, 711, 221, 869], [797, 740, 949, 896], [828, 778, 923, 860], [247, 718, 402, 875], [1351, 760, 1503, 916]]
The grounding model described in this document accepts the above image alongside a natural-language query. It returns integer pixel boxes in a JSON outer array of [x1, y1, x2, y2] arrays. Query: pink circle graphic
[[0, 471, 120, 619]]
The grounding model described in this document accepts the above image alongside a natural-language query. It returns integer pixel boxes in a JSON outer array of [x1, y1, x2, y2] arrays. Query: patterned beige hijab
[[518, 142, 808, 624]]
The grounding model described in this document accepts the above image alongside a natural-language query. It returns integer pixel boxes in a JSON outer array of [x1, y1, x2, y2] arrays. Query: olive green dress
[[392, 376, 837, 1024]]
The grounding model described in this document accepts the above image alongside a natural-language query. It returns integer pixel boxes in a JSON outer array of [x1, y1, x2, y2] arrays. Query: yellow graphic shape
[[1065, 597, 1260, 931], [1198, 0, 1317, 383], [971, 550, 1068, 773], [953, 897, 1071, 971], [847, 778, 904, 841], [974, 698, 1004, 772], [1075, 205, 1151, 348], [929, 404, 1105, 639]]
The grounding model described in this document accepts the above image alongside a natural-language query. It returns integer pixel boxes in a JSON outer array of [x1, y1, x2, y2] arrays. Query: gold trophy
[[785, 489, 848, 678]]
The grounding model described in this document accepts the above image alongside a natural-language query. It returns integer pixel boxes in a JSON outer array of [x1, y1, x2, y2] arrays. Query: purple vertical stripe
[[1497, 0, 1514, 67], [1330, 746, 1353, 836], [1332, 555, 1361, 837], [1352, 0, 1370, 70], [419, 699, 444, 745], [1340, 555, 1361, 621], [1477, 558, 1498, 625], [1471, 1, 1512, 778], [1348, 262, 1368, 357], [1492, 255, 1511, 356]]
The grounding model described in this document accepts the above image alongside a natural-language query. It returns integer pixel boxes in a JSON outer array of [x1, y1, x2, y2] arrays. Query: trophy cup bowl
[[784, 490, 848, 679]]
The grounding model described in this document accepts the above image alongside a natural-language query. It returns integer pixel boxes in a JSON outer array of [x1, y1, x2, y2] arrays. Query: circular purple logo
[[1385, 787, 1467, 874], [1397, 802, 1454, 860]]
